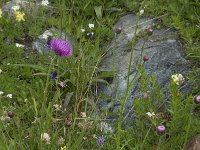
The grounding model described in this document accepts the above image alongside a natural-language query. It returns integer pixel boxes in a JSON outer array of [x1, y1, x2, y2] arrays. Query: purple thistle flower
[[47, 38, 72, 57], [194, 95, 200, 104], [51, 71, 57, 80], [156, 125, 166, 134], [97, 135, 105, 148]]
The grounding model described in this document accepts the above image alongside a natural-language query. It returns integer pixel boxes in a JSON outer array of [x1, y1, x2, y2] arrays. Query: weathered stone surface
[[2, 0, 35, 13], [95, 14, 191, 127], [32, 28, 75, 54], [185, 134, 200, 150], [2, 0, 51, 14]]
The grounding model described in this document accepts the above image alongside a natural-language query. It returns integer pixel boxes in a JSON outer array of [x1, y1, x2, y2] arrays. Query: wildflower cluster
[[81, 23, 95, 38], [10, 5, 25, 22], [171, 74, 184, 85], [146, 111, 156, 118], [41, 0, 49, 6], [14, 11, 25, 22], [41, 132, 51, 144], [15, 43, 24, 48]]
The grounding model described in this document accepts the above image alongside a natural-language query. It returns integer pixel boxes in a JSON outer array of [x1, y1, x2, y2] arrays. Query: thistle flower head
[[47, 38, 72, 57], [194, 95, 200, 104], [7, 111, 14, 118], [156, 125, 166, 134], [143, 55, 149, 62]]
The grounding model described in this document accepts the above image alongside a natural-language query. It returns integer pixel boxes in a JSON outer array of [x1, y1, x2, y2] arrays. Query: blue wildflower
[[97, 135, 105, 148], [51, 71, 57, 80]]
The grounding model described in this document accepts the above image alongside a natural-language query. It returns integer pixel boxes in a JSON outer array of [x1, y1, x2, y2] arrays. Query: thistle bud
[[143, 55, 149, 62]]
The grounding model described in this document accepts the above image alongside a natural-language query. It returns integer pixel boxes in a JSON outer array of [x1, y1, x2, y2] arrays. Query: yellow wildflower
[[14, 11, 25, 22], [61, 146, 67, 150], [0, 9, 2, 18]]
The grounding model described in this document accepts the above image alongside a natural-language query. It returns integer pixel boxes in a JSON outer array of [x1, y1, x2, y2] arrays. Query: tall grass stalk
[[116, 16, 139, 149]]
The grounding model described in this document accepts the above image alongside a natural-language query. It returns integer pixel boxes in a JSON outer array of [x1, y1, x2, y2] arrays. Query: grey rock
[[185, 134, 200, 150], [2, 0, 51, 15], [32, 28, 75, 54], [3, 0, 35, 13], [95, 14, 191, 127]]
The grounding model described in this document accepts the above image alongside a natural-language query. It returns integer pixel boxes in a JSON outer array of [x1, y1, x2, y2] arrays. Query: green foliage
[[0, 0, 199, 149]]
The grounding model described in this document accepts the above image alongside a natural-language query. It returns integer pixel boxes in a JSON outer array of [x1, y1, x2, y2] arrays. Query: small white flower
[[80, 112, 87, 118], [41, 31, 52, 40], [11, 5, 20, 11], [42, 34, 48, 40], [7, 63, 10, 65], [41, 0, 49, 6], [58, 81, 65, 88], [100, 122, 114, 133], [6, 94, 12, 99], [53, 104, 62, 111], [81, 29, 85, 32], [41, 133, 51, 144], [0, 69, 2, 74], [0, 91, 4, 95], [172, 74, 184, 85], [87, 32, 94, 37], [88, 23, 94, 29], [146, 112, 155, 118], [57, 137, 65, 145], [139, 9, 144, 15], [15, 43, 24, 48]]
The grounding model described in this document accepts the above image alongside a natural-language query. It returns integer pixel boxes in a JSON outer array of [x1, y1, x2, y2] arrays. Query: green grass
[[0, 0, 199, 149]]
